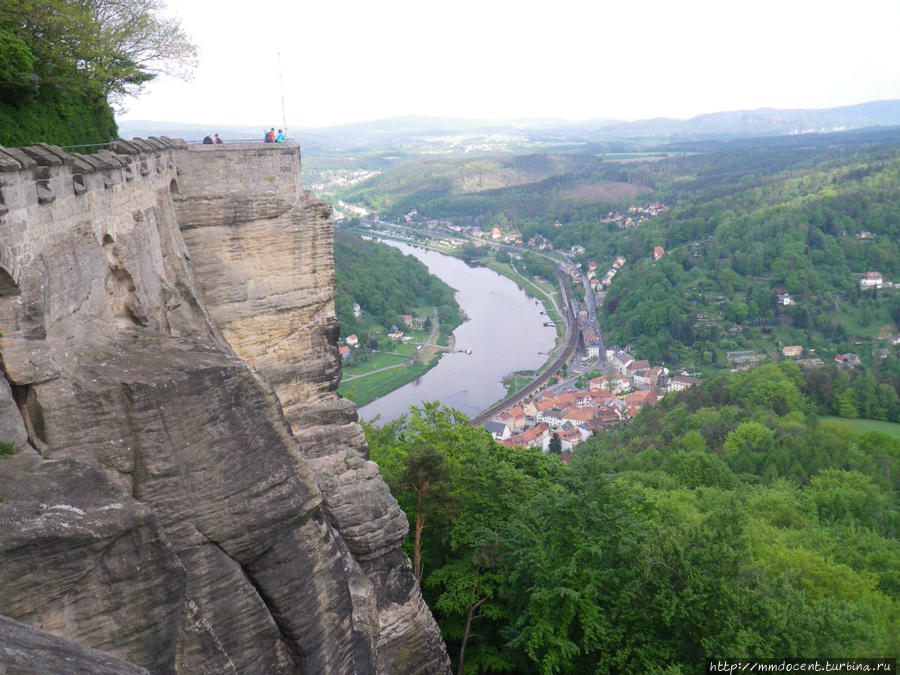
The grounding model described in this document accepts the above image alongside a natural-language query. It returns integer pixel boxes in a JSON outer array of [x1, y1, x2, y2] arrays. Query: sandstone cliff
[[0, 139, 450, 673]]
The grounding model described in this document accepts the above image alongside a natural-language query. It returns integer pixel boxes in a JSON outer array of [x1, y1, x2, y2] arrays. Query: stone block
[[110, 139, 142, 155], [21, 144, 65, 166], [95, 150, 128, 168], [0, 148, 23, 172], [0, 148, 36, 171]]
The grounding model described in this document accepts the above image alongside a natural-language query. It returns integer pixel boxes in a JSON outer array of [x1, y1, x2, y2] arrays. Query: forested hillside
[[0, 1, 194, 146], [341, 152, 623, 217], [366, 363, 899, 673], [334, 230, 459, 338], [339, 128, 900, 371], [598, 137, 900, 366]]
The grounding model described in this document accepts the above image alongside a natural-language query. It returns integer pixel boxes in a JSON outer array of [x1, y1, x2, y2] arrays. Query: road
[[415, 306, 440, 363], [341, 360, 412, 382]]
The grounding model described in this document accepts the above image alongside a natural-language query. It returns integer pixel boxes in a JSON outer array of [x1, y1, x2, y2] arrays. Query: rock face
[[0, 140, 450, 673], [0, 614, 150, 675]]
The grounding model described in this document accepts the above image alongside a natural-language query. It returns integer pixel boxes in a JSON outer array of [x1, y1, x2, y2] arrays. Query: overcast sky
[[118, 0, 900, 129]]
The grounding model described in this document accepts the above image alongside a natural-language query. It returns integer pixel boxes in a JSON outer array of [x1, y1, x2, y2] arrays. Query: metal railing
[[58, 141, 115, 152], [184, 137, 295, 145]]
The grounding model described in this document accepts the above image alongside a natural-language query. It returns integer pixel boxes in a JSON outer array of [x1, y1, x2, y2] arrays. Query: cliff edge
[[0, 139, 450, 673]]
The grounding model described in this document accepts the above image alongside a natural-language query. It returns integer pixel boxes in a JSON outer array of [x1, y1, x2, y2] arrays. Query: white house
[[483, 421, 511, 441], [668, 375, 701, 392], [860, 272, 884, 289], [536, 407, 564, 428]]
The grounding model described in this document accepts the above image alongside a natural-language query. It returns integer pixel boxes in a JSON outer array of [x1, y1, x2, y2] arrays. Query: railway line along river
[[357, 241, 557, 423]]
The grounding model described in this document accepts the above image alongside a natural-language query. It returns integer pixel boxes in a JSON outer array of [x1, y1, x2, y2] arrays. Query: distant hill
[[117, 99, 900, 153]]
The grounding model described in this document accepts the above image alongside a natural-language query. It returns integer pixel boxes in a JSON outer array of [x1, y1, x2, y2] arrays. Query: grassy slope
[[820, 415, 900, 440]]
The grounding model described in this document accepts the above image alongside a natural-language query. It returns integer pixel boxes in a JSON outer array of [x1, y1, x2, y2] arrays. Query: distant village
[[397, 201, 670, 251], [484, 347, 700, 457]]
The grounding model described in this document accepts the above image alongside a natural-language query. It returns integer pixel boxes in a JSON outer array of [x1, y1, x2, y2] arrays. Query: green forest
[[0, 1, 194, 146], [366, 363, 899, 673], [339, 129, 900, 372], [333, 230, 460, 339]]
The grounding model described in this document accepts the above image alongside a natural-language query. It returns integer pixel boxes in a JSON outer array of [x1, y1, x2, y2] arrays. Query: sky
[[118, 0, 900, 130]]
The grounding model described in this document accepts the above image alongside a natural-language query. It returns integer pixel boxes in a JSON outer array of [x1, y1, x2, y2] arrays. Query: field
[[338, 309, 443, 407], [341, 350, 411, 377], [820, 415, 900, 440], [338, 359, 434, 408], [502, 371, 537, 396]]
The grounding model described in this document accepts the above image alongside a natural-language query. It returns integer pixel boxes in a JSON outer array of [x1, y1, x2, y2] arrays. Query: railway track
[[469, 269, 579, 426]]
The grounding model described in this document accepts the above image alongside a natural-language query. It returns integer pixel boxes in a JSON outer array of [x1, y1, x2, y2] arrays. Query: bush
[[0, 88, 117, 147]]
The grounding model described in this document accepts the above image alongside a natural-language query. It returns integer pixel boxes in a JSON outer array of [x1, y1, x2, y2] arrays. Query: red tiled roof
[[556, 393, 576, 408], [564, 408, 595, 422], [624, 387, 657, 407]]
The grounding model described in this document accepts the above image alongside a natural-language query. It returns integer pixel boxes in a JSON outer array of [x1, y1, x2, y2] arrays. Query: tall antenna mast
[[277, 51, 288, 136]]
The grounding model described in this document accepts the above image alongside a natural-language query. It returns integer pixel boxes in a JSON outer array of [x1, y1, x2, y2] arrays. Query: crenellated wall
[[0, 139, 450, 674], [0, 138, 183, 290]]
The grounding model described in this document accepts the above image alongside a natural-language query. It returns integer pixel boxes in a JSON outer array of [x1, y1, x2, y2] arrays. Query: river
[[357, 241, 557, 423]]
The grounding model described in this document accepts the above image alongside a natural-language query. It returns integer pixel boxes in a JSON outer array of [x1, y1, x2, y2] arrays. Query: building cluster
[[399, 314, 426, 329], [600, 202, 669, 228], [338, 334, 360, 359], [308, 169, 381, 194], [592, 255, 626, 289], [485, 348, 700, 454], [528, 234, 553, 250], [581, 327, 601, 358]]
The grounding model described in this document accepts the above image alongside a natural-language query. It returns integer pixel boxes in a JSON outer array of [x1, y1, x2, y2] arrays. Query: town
[[339, 202, 897, 457], [485, 346, 701, 456]]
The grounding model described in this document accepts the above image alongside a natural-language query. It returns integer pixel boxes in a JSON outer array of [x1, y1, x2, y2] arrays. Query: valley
[[5, 0, 900, 671]]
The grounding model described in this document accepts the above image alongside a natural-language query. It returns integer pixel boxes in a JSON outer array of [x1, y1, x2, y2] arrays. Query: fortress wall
[[177, 142, 303, 199], [0, 138, 452, 673], [0, 139, 184, 289]]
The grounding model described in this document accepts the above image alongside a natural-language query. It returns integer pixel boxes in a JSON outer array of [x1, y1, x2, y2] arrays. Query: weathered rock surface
[[0, 141, 450, 673], [0, 614, 149, 675], [0, 450, 183, 672]]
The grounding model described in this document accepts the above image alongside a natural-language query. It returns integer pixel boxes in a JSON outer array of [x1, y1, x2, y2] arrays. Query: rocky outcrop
[[0, 140, 450, 673]]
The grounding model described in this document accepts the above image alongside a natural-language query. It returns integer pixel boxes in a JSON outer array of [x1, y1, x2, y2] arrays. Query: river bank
[[338, 306, 459, 408], [355, 240, 558, 422], [337, 230, 566, 414]]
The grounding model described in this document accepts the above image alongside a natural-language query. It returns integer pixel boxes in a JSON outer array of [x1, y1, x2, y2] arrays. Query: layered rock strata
[[0, 139, 450, 673]]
